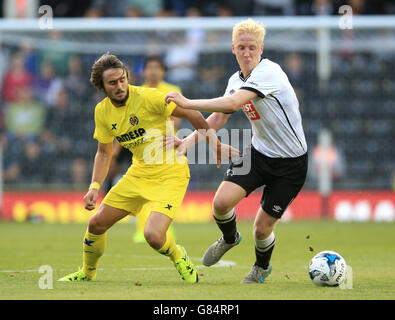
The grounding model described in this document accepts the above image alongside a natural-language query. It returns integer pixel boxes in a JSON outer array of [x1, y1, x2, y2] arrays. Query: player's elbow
[[224, 96, 242, 113], [97, 143, 113, 160]]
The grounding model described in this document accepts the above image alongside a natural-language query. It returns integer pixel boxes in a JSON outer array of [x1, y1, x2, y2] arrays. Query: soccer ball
[[308, 250, 347, 287]]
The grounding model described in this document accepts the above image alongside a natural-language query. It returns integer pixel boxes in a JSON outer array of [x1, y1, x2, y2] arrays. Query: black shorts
[[224, 145, 308, 219]]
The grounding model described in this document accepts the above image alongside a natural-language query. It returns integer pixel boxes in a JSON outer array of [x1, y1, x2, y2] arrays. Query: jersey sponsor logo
[[115, 128, 146, 143], [242, 101, 261, 120], [129, 114, 139, 126]]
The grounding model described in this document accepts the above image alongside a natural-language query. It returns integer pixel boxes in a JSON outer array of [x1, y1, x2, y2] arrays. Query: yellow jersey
[[93, 84, 189, 178]]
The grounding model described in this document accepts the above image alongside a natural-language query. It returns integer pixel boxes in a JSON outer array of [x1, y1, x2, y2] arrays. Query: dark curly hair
[[90, 52, 131, 91]]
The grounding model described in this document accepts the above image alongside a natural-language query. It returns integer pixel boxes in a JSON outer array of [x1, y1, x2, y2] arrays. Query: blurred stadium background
[[0, 0, 394, 224]]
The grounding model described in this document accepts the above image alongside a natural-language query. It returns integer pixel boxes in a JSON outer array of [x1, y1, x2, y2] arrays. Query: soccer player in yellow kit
[[106, 56, 182, 243], [134, 55, 182, 243], [58, 53, 236, 284]]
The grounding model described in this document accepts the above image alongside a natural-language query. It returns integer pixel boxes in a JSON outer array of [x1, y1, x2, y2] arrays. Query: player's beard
[[110, 89, 129, 106]]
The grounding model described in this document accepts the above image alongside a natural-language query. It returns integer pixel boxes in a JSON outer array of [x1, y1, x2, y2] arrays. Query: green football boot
[[58, 267, 95, 282], [174, 246, 198, 284]]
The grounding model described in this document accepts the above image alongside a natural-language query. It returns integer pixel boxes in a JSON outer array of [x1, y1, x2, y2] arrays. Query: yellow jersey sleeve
[[93, 103, 114, 144], [145, 88, 177, 118]]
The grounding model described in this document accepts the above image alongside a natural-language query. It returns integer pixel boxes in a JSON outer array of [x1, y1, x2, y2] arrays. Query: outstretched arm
[[168, 112, 231, 150], [170, 107, 239, 167], [166, 89, 257, 113]]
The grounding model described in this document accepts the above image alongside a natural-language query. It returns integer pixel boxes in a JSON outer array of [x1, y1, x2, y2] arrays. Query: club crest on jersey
[[129, 114, 139, 126]]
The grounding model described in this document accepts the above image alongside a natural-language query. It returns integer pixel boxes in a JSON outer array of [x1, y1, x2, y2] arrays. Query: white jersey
[[224, 58, 307, 158]]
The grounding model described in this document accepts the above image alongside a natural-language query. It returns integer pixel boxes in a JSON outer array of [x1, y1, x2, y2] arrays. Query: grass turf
[[0, 220, 394, 300]]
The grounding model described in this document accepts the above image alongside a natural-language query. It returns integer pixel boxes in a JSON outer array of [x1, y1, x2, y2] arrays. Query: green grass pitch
[[0, 220, 394, 300]]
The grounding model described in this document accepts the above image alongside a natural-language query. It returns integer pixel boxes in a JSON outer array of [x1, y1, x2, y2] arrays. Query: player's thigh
[[213, 181, 247, 214], [102, 172, 148, 215], [219, 145, 267, 214], [89, 203, 131, 233], [261, 178, 304, 219], [145, 175, 189, 220]]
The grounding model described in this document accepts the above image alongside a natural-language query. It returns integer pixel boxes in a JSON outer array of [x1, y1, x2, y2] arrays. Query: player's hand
[[175, 140, 188, 157], [165, 91, 191, 109], [163, 134, 187, 157], [162, 134, 182, 151], [214, 143, 240, 168], [83, 189, 99, 211]]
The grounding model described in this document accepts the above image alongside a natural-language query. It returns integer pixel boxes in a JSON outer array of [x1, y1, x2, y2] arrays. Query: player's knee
[[88, 216, 107, 235], [253, 224, 273, 239], [254, 215, 277, 239], [212, 197, 233, 216], [144, 228, 164, 249]]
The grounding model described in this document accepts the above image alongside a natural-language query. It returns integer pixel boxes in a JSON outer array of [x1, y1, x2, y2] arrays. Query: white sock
[[213, 208, 235, 224], [255, 232, 276, 253]]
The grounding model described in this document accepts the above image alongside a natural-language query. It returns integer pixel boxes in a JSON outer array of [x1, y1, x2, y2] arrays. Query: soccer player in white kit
[[166, 18, 308, 284]]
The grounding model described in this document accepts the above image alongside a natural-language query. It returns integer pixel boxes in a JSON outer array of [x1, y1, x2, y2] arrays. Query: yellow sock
[[136, 205, 151, 233], [82, 229, 107, 279], [158, 231, 182, 262]]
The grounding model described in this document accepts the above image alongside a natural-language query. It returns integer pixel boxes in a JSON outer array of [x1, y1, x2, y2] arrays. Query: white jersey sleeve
[[241, 66, 280, 98]]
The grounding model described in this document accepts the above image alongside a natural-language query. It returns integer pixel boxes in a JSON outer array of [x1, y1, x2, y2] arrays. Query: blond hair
[[232, 18, 266, 44]]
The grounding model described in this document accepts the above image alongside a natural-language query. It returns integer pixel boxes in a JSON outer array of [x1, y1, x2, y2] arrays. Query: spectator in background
[[40, 89, 75, 158], [19, 141, 50, 184], [1, 52, 33, 103], [311, 0, 335, 15], [85, 0, 130, 17], [126, 0, 164, 17], [1, 135, 21, 184], [39, 0, 92, 17], [226, 0, 253, 16], [33, 61, 63, 107], [5, 86, 46, 141], [19, 39, 39, 75], [39, 88, 85, 185], [162, 0, 195, 16], [311, 129, 346, 183], [284, 52, 305, 102], [64, 54, 89, 104], [39, 31, 71, 75], [253, 0, 295, 15], [164, 7, 203, 84], [192, 61, 226, 98], [70, 157, 89, 188], [216, 3, 233, 16], [2, 0, 38, 18], [345, 0, 374, 15]]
